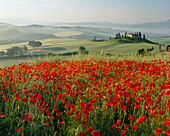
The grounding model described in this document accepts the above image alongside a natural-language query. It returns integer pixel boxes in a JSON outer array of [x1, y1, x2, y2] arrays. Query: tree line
[[0, 40, 42, 57], [115, 31, 146, 42], [0, 46, 28, 57]]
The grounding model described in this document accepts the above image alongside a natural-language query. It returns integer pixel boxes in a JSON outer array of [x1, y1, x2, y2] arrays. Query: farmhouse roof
[[127, 33, 135, 35]]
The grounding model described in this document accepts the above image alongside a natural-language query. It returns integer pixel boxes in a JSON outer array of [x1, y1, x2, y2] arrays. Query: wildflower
[[117, 120, 121, 125], [16, 127, 22, 132], [0, 112, 5, 117], [121, 130, 128, 135], [155, 128, 162, 135], [136, 116, 147, 124]]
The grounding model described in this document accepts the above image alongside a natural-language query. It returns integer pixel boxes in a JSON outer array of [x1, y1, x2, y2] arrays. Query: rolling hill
[[0, 38, 158, 55]]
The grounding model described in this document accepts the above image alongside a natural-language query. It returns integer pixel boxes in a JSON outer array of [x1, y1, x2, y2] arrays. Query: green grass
[[0, 38, 157, 54], [0, 57, 34, 68], [0, 42, 28, 51], [0, 38, 169, 68]]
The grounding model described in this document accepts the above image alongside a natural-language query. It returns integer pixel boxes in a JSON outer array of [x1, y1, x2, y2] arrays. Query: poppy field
[[0, 59, 170, 136]]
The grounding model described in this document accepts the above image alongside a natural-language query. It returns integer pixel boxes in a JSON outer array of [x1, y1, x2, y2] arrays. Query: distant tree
[[159, 45, 161, 52], [23, 45, 28, 51], [0, 51, 5, 57], [151, 46, 154, 51], [35, 41, 42, 48], [12, 47, 23, 53], [115, 33, 121, 39], [79, 46, 86, 51], [137, 48, 145, 55], [125, 32, 127, 38], [143, 34, 146, 41], [92, 36, 97, 42], [78, 46, 87, 55], [139, 31, 141, 40], [135, 32, 139, 38], [118, 33, 121, 38], [28, 41, 35, 48], [11, 47, 24, 55], [28, 41, 42, 48], [109, 37, 112, 40], [166, 46, 168, 52], [6, 49, 15, 57]]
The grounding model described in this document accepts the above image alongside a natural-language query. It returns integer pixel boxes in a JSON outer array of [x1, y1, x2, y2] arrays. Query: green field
[[1, 38, 168, 68], [0, 38, 158, 55], [0, 57, 34, 68]]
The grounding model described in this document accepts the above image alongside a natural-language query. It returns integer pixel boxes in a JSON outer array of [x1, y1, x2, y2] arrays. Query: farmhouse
[[126, 33, 135, 38]]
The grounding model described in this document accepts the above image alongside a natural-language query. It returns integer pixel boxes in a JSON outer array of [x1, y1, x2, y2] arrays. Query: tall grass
[[33, 51, 170, 64]]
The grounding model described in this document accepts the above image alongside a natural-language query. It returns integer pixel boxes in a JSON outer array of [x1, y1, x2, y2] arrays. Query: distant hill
[[51, 22, 130, 27], [0, 20, 169, 45], [1, 17, 170, 29], [51, 19, 170, 29], [0, 22, 13, 26], [24, 24, 45, 27], [133, 19, 170, 29]]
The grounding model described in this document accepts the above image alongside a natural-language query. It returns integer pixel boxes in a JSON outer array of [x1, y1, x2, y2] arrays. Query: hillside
[[0, 38, 158, 55], [0, 23, 170, 46], [0, 22, 13, 26]]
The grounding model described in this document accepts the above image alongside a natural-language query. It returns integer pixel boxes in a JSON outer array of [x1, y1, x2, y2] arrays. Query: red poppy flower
[[3, 97, 8, 101], [163, 119, 170, 126], [129, 115, 135, 121], [159, 110, 165, 115], [133, 125, 139, 130], [121, 130, 128, 135], [124, 124, 129, 129], [25, 113, 29, 116], [117, 120, 121, 125], [45, 119, 51, 126], [111, 123, 116, 128], [136, 116, 147, 124], [16, 127, 22, 132], [21, 97, 27, 102], [91, 130, 101, 136], [155, 128, 162, 135], [112, 95, 119, 101], [83, 122, 87, 127], [59, 122, 65, 125], [45, 110, 49, 113], [163, 130, 170, 135], [0, 112, 5, 117], [21, 115, 26, 121], [57, 94, 62, 99], [12, 89, 16, 93]]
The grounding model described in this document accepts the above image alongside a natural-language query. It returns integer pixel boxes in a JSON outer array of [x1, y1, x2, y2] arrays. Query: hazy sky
[[0, 0, 170, 24]]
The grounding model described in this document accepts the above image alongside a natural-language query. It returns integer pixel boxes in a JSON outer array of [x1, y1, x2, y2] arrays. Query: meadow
[[0, 56, 170, 136], [0, 37, 165, 68], [0, 26, 169, 136]]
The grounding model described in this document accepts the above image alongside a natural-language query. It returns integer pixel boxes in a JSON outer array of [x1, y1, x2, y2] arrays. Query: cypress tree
[[143, 34, 146, 41]]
